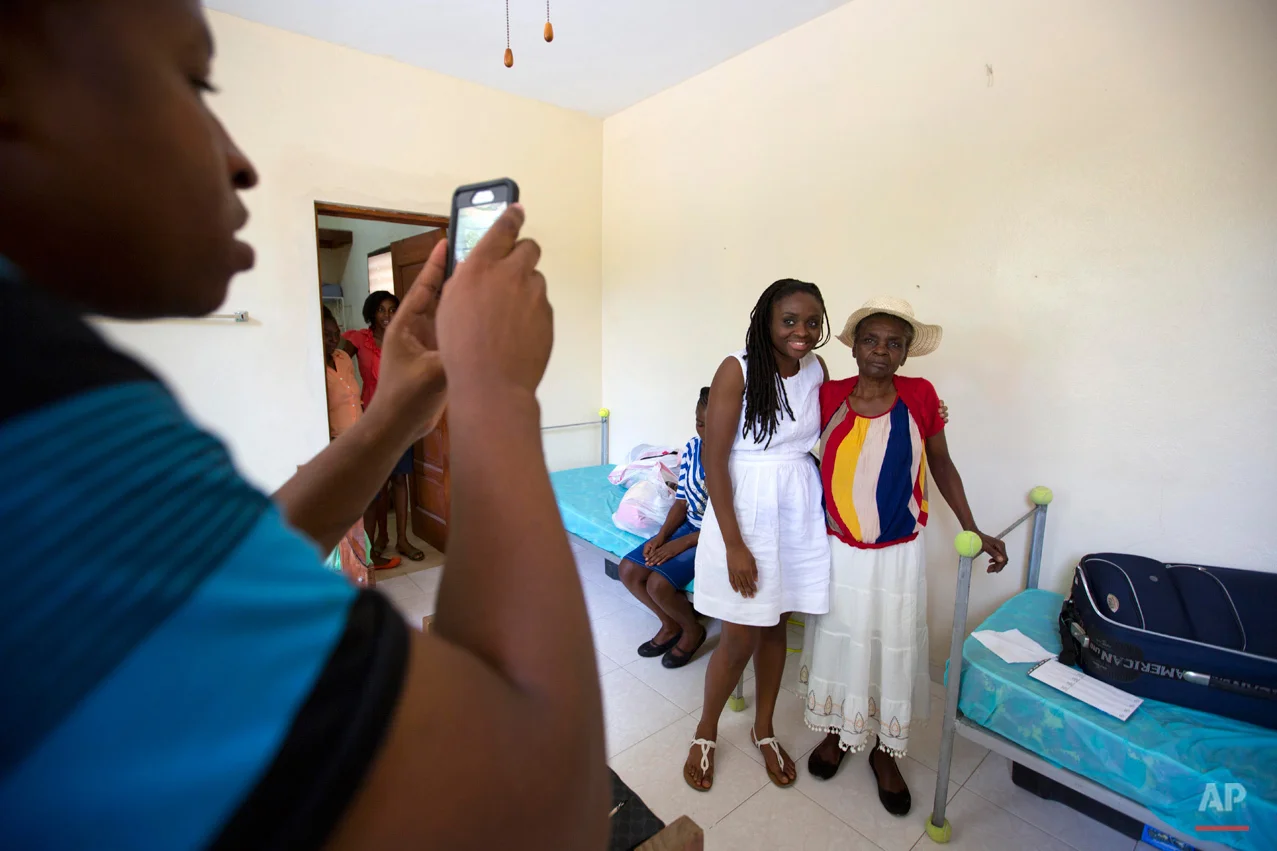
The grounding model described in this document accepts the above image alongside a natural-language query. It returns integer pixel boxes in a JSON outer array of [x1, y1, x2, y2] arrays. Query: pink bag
[[612, 479, 676, 538]]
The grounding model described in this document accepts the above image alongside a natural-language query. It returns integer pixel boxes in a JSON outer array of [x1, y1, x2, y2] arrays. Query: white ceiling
[[205, 0, 855, 117]]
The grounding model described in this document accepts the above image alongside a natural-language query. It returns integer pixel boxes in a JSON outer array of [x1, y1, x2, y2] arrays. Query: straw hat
[[836, 296, 943, 357]]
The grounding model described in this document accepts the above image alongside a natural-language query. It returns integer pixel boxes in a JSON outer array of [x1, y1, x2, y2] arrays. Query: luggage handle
[[1167, 564, 1248, 652]]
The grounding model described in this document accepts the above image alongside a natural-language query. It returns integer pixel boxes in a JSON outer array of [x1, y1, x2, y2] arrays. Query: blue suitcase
[[1059, 553, 1277, 729]]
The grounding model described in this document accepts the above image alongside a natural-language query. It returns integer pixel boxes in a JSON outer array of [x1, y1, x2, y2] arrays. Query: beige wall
[[601, 0, 1277, 666], [100, 10, 604, 490]]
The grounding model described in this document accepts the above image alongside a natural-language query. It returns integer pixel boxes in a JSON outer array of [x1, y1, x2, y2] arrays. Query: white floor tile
[[609, 716, 768, 830], [706, 784, 883, 851], [911, 788, 1081, 851], [708, 677, 827, 772], [375, 576, 435, 626], [625, 642, 716, 713], [590, 605, 664, 665], [406, 565, 443, 596], [964, 754, 1136, 851], [600, 667, 687, 758], [581, 576, 636, 622], [573, 548, 613, 590], [596, 650, 620, 676], [795, 749, 956, 851], [908, 696, 989, 787]]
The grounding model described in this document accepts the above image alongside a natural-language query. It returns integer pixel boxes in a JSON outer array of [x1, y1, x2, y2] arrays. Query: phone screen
[[453, 200, 507, 267]]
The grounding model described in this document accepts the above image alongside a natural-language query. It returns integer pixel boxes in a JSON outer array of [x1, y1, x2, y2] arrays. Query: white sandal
[[752, 727, 793, 787], [685, 738, 716, 792]]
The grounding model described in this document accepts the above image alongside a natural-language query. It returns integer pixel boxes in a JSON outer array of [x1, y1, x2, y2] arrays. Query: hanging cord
[[504, 0, 514, 67], [544, 1, 555, 42]]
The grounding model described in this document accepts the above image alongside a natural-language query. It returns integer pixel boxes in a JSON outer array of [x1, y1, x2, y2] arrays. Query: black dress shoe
[[661, 627, 708, 669], [807, 739, 848, 780], [868, 749, 912, 816], [637, 631, 682, 658]]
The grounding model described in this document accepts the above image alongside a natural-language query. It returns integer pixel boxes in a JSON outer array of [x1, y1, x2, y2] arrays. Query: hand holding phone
[[445, 178, 520, 281], [436, 203, 551, 397]]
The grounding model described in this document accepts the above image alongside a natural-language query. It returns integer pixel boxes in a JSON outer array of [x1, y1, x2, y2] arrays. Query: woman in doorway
[[800, 297, 1006, 816], [683, 279, 833, 792], [341, 291, 425, 562], [323, 306, 399, 576]]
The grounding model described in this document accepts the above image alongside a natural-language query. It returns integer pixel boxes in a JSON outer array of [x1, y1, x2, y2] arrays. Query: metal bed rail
[[541, 408, 610, 466], [927, 485, 1052, 842]]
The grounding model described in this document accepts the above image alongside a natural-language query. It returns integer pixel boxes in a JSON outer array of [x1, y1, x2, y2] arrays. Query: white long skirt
[[798, 535, 930, 757], [693, 454, 831, 627]]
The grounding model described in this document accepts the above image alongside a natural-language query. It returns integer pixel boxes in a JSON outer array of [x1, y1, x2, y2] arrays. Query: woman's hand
[[726, 542, 759, 598], [978, 532, 1009, 573], [939, 398, 950, 425], [642, 534, 668, 562], [645, 536, 689, 567], [436, 205, 552, 398]]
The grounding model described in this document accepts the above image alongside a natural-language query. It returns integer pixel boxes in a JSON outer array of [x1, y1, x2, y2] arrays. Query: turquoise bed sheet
[[949, 589, 1276, 850], [549, 465, 644, 560]]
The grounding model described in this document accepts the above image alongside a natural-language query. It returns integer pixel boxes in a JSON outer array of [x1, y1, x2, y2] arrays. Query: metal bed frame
[[925, 487, 1231, 851]]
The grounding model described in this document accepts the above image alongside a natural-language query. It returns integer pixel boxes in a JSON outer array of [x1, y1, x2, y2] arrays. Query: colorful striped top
[[676, 436, 708, 528], [818, 375, 945, 548]]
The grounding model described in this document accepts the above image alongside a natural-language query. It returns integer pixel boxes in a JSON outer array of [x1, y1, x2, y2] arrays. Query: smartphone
[[445, 178, 520, 280]]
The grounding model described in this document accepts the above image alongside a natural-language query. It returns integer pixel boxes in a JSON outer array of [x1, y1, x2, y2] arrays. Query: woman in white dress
[[800, 297, 1006, 815], [683, 279, 833, 791]]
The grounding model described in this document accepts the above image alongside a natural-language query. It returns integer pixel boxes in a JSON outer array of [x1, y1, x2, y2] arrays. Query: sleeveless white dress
[[693, 351, 831, 627]]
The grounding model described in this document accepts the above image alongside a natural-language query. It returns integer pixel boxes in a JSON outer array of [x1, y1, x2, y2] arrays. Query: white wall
[[315, 215, 434, 331], [99, 10, 605, 491], [601, 0, 1277, 665]]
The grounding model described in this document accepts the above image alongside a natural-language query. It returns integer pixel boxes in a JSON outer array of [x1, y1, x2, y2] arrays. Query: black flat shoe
[[637, 631, 682, 658], [868, 749, 912, 816], [807, 741, 848, 781], [661, 627, 708, 668]]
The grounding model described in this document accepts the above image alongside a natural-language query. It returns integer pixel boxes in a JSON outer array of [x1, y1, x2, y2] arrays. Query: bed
[[927, 490, 1277, 851], [549, 464, 644, 573]]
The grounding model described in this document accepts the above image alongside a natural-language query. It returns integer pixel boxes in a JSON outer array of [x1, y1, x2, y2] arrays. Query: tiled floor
[[379, 540, 1150, 851]]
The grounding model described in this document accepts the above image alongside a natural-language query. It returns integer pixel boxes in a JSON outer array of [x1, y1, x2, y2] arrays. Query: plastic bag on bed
[[612, 479, 675, 537], [608, 445, 680, 490]]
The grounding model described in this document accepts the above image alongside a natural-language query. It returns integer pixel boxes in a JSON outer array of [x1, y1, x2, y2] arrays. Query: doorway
[[314, 202, 452, 556]]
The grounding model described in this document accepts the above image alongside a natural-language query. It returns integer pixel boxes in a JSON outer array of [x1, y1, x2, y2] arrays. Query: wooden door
[[390, 229, 449, 552]]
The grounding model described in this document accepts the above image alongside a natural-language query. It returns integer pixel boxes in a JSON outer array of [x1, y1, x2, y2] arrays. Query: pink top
[[326, 349, 363, 438], [342, 328, 382, 409]]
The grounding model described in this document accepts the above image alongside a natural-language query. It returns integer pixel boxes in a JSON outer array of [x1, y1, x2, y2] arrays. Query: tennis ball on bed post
[[954, 531, 982, 558], [598, 408, 610, 419], [1030, 486, 1054, 506]]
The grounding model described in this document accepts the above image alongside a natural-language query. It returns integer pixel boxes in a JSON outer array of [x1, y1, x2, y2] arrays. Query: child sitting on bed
[[618, 388, 709, 669]]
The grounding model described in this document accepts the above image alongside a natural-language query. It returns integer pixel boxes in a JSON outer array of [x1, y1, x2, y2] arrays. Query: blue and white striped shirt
[[676, 436, 708, 529]]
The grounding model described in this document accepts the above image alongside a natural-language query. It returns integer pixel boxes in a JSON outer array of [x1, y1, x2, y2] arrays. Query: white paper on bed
[[971, 628, 1055, 664], [1028, 659, 1144, 721]]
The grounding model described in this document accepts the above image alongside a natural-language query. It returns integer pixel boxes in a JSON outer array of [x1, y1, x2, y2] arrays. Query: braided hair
[[742, 279, 829, 447]]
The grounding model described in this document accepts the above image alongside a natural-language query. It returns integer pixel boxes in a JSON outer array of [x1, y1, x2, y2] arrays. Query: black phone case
[[445, 178, 520, 280]]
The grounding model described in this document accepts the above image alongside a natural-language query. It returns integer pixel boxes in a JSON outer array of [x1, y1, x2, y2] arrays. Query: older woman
[[799, 297, 1007, 816]]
